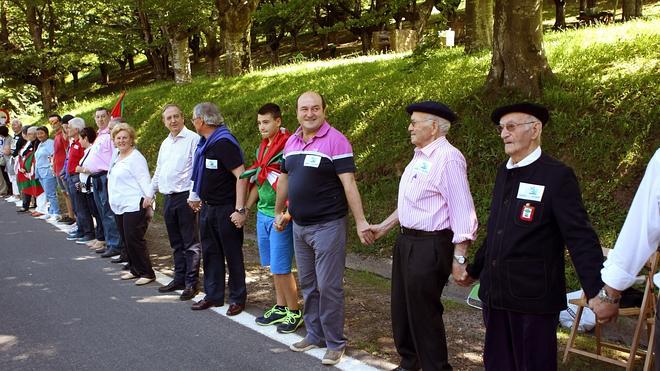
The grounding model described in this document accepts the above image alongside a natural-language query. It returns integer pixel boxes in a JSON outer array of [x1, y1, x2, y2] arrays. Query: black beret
[[61, 114, 74, 124], [491, 102, 549, 126], [406, 101, 457, 123]]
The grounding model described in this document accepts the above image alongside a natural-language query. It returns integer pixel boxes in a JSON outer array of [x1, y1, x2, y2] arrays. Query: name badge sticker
[[205, 159, 218, 170], [303, 154, 321, 168], [517, 182, 545, 202], [412, 159, 432, 175]]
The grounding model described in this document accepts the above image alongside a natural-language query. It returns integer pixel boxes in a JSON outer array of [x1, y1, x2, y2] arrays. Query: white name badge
[[412, 159, 432, 175], [303, 155, 321, 168], [205, 159, 218, 170], [517, 182, 545, 202]]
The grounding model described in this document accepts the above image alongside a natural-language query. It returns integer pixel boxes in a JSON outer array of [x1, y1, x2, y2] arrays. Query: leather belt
[[399, 226, 449, 237]]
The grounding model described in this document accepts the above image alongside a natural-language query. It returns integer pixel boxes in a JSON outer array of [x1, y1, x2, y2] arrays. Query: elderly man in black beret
[[371, 101, 478, 371], [458, 102, 612, 370]]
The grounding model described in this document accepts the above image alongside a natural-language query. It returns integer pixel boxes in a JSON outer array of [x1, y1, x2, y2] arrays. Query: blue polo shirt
[[282, 122, 356, 226]]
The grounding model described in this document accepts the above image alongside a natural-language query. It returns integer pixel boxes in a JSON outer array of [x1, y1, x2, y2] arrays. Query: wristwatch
[[597, 287, 620, 304], [235, 207, 247, 215], [453, 255, 467, 265]]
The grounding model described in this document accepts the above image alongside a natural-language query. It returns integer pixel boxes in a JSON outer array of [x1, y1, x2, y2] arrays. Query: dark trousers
[[163, 192, 200, 288], [199, 204, 246, 305], [392, 230, 453, 371], [21, 193, 32, 210], [115, 207, 154, 279], [482, 305, 559, 371], [67, 176, 94, 239], [84, 192, 104, 242]]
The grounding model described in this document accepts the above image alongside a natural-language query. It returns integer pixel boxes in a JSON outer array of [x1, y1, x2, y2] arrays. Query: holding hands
[[230, 210, 247, 229]]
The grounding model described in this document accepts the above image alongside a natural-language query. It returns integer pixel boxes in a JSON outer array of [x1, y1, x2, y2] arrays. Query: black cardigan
[[467, 153, 604, 314]]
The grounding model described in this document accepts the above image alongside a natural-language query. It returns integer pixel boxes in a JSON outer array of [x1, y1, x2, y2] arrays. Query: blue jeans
[[37, 175, 60, 216], [92, 174, 121, 252]]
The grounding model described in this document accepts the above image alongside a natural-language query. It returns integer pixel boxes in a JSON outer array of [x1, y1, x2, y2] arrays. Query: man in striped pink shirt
[[371, 101, 478, 371]]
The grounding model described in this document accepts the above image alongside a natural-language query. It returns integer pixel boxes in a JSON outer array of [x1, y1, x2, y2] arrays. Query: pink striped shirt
[[397, 136, 478, 244]]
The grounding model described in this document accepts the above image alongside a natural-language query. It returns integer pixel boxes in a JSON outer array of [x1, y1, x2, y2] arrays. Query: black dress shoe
[[111, 257, 128, 264], [16, 208, 29, 213], [179, 287, 199, 301], [391, 367, 419, 371], [191, 299, 220, 311], [95, 248, 106, 254], [226, 302, 245, 316], [158, 281, 185, 293], [100, 250, 120, 258]]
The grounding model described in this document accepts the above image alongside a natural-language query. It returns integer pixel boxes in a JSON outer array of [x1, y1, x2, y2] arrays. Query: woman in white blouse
[[108, 123, 155, 285]]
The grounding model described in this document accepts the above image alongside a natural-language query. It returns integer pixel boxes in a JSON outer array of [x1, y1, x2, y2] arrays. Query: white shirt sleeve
[[602, 149, 660, 290]]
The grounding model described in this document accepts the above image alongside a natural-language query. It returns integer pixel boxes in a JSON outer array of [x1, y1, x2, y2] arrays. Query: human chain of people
[[0, 92, 657, 370]]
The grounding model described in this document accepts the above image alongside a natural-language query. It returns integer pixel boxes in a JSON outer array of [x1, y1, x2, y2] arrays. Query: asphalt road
[[0, 200, 329, 371]]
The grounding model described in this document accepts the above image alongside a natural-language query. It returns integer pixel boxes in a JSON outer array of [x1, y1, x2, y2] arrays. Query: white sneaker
[[47, 215, 61, 222], [6, 196, 17, 202], [38, 214, 51, 220], [135, 277, 155, 286], [14, 201, 22, 207], [121, 272, 136, 280]]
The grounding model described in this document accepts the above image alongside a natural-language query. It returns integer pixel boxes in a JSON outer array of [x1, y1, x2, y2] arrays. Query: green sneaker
[[255, 305, 288, 326], [276, 308, 304, 333]]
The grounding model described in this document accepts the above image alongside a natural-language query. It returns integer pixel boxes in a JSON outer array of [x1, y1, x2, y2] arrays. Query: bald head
[[296, 91, 327, 136]]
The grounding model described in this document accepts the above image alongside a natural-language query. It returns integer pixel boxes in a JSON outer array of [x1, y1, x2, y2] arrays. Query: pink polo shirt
[[84, 127, 114, 174], [397, 136, 478, 244]]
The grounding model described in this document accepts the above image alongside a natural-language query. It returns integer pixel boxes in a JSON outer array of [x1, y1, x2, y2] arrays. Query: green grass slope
[[51, 16, 659, 288]]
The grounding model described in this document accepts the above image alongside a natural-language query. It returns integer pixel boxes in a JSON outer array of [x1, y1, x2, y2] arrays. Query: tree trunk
[[71, 69, 79, 86], [360, 29, 371, 55], [464, 0, 493, 53], [414, 0, 436, 36], [216, 0, 260, 77], [189, 34, 201, 64], [203, 23, 221, 76], [99, 63, 109, 84], [127, 53, 135, 70], [622, 0, 642, 20], [40, 77, 55, 113], [135, 1, 166, 80], [115, 57, 127, 73], [553, 0, 566, 30], [169, 30, 192, 84], [635, 0, 643, 17], [0, 0, 11, 50], [484, 0, 553, 98], [25, 2, 57, 112], [579, 0, 586, 12]]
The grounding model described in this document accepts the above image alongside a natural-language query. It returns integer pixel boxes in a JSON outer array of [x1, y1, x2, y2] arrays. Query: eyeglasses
[[496, 121, 538, 134], [409, 118, 435, 127]]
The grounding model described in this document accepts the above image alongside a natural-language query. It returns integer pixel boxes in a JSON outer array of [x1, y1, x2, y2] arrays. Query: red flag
[[110, 91, 126, 118]]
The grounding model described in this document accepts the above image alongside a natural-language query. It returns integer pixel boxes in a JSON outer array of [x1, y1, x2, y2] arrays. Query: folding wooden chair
[[563, 249, 659, 370]]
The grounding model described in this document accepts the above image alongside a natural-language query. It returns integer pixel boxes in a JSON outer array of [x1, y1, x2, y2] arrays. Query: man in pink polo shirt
[[371, 101, 478, 371], [274, 91, 374, 366]]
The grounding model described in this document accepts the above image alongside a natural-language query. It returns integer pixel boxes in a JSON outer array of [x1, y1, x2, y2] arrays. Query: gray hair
[[68, 117, 85, 132], [427, 114, 451, 135], [10, 118, 21, 127], [27, 126, 38, 134], [193, 102, 224, 126]]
